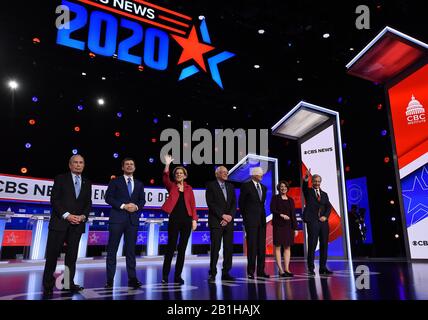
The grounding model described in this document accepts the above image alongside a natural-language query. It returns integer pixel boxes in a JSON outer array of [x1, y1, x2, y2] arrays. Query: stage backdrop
[[388, 63, 428, 259]]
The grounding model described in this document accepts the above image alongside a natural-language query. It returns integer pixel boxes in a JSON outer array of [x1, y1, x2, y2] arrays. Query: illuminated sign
[[56, 0, 235, 88]]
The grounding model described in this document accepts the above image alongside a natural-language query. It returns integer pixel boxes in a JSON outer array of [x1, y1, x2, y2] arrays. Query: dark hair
[[276, 180, 289, 192], [121, 158, 135, 167]]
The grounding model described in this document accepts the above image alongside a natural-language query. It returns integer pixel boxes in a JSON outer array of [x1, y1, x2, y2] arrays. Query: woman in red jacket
[[161, 154, 198, 285]]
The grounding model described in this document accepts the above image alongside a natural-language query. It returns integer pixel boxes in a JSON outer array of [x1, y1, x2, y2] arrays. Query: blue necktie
[[220, 183, 227, 201], [256, 183, 262, 201], [127, 177, 132, 197], [74, 175, 81, 198]]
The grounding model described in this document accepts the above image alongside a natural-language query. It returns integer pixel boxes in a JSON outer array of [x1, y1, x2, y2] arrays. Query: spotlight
[[297, 77, 303, 82], [254, 65, 260, 69], [113, 153, 119, 159], [387, 186, 393, 190], [381, 130, 387, 136], [82, 72, 87, 76], [149, 158, 154, 163], [390, 200, 395, 205], [72, 149, 78, 155], [384, 157, 390, 163], [232, 106, 237, 110], [117, 112, 123, 118], [198, 15, 205, 20], [138, 65, 144, 72], [97, 98, 105, 106], [343, 143, 347, 149], [345, 166, 350, 172], [29, 119, 36, 125], [74, 126, 80, 132], [115, 132, 120, 137], [391, 217, 396, 222], [395, 234, 399, 239], [77, 105, 84, 111], [323, 33, 330, 39], [32, 37, 41, 44], [150, 179, 155, 184], [151, 138, 157, 143], [153, 118, 159, 124], [32, 97, 38, 103], [258, 29, 265, 34], [8, 80, 19, 90], [167, 114, 172, 118], [101, 77, 106, 80], [377, 104, 383, 110], [89, 52, 96, 58], [349, 48, 354, 51], [21, 167, 28, 174], [25, 143, 32, 149]]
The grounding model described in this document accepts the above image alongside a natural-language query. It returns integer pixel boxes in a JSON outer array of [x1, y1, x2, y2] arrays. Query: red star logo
[[171, 26, 215, 72]]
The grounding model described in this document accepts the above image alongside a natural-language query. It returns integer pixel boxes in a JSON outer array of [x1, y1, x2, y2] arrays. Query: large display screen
[[388, 63, 428, 259]]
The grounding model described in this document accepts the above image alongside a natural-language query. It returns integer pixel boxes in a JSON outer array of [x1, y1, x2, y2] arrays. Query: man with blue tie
[[205, 166, 237, 282], [105, 158, 146, 289], [238, 167, 270, 279], [42, 155, 92, 297]]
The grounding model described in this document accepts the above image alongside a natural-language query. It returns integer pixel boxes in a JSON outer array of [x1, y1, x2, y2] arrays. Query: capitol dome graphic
[[406, 95, 425, 116]]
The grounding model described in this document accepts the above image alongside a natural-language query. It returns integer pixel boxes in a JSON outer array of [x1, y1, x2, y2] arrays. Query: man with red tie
[[302, 169, 333, 276]]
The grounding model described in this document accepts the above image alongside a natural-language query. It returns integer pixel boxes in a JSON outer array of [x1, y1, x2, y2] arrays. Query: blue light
[[149, 158, 154, 163], [381, 130, 387, 136], [113, 153, 119, 159], [287, 160, 292, 166], [153, 118, 158, 124], [337, 97, 343, 104], [77, 105, 84, 111], [388, 185, 393, 190], [117, 112, 122, 118], [72, 149, 78, 155], [25, 143, 32, 149], [343, 143, 347, 149], [32, 97, 38, 103]]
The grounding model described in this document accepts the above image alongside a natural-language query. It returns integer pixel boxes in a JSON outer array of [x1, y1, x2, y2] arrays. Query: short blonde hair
[[173, 166, 188, 178]]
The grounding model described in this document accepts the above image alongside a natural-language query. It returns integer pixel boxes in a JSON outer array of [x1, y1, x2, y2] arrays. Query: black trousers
[[42, 227, 82, 290], [209, 224, 233, 276], [306, 221, 329, 271], [162, 217, 192, 279], [106, 220, 138, 282], [245, 225, 266, 275]]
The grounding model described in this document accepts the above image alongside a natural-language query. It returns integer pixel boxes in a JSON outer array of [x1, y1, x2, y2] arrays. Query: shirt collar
[[124, 175, 133, 181], [252, 179, 260, 187]]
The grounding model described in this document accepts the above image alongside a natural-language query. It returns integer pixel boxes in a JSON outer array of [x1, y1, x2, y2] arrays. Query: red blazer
[[161, 170, 198, 221]]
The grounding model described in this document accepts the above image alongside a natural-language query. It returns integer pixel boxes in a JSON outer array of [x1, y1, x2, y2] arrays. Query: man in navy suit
[[302, 169, 333, 276], [105, 158, 146, 289]]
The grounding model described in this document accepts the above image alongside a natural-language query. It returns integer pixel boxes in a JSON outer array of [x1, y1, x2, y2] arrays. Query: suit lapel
[[215, 181, 227, 203]]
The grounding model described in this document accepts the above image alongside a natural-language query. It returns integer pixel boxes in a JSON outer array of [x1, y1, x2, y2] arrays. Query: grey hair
[[312, 174, 322, 182], [69, 154, 84, 164]]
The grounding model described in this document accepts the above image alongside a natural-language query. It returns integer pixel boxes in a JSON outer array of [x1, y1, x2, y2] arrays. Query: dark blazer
[[270, 194, 298, 229], [302, 180, 332, 223], [205, 180, 237, 229], [49, 172, 92, 234], [105, 176, 146, 226], [238, 180, 267, 228]]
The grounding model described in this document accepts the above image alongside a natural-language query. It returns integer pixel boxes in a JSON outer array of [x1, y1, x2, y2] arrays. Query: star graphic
[[202, 233, 209, 242], [6, 232, 17, 244], [89, 232, 99, 244], [171, 26, 215, 72], [402, 174, 428, 225]]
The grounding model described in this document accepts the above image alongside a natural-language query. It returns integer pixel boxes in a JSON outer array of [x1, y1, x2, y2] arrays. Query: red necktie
[[316, 189, 321, 201]]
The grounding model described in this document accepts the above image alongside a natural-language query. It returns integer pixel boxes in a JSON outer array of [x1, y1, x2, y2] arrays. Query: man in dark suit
[[105, 158, 146, 289], [302, 169, 333, 276], [42, 154, 92, 296], [205, 166, 237, 282], [238, 167, 270, 279]]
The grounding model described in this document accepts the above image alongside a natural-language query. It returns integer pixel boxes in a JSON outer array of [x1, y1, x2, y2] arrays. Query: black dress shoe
[[280, 271, 294, 278], [248, 274, 255, 280], [221, 274, 235, 281], [208, 275, 216, 283], [308, 270, 316, 276], [128, 279, 142, 289], [70, 284, 84, 292], [257, 273, 270, 278], [174, 277, 185, 285], [43, 288, 53, 297], [319, 269, 334, 275], [105, 281, 113, 289]]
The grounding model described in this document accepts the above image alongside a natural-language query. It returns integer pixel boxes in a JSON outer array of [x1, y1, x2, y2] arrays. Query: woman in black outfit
[[270, 181, 298, 277]]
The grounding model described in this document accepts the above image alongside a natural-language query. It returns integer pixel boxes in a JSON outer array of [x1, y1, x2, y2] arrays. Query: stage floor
[[0, 256, 427, 300]]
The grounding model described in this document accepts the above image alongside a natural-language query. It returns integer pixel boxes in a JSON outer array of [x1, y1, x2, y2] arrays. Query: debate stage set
[[1, 0, 428, 311]]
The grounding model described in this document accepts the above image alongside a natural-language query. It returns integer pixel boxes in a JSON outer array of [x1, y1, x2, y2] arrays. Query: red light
[[341, 119, 345, 125], [345, 166, 351, 172], [138, 65, 144, 72], [150, 179, 155, 184], [115, 132, 121, 137], [377, 104, 383, 110], [384, 157, 390, 163], [29, 119, 36, 125], [151, 138, 157, 143], [74, 126, 80, 132], [21, 167, 28, 174], [32, 37, 41, 44], [110, 175, 116, 180], [89, 52, 96, 58]]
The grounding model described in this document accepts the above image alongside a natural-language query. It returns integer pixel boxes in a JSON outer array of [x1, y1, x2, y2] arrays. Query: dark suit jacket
[[49, 172, 92, 234], [238, 180, 267, 228], [105, 176, 146, 226], [205, 180, 237, 229], [302, 180, 332, 223]]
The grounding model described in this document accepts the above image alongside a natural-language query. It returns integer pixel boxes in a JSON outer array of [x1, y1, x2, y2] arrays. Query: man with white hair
[[238, 167, 270, 279], [205, 166, 237, 282]]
